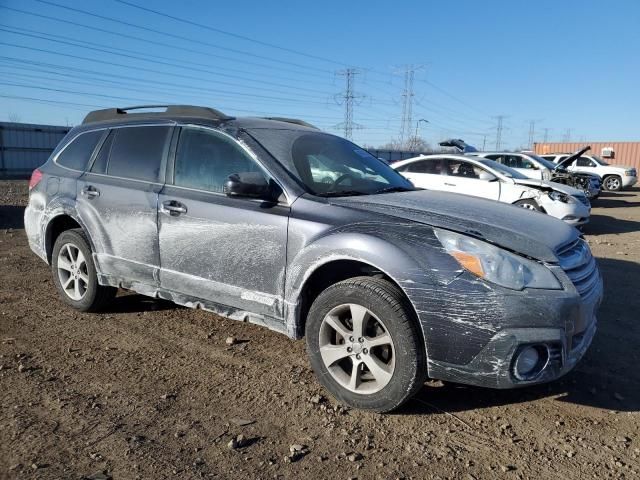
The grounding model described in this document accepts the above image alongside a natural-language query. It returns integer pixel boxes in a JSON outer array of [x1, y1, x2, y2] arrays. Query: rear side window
[[106, 126, 171, 182], [576, 157, 595, 167], [56, 130, 103, 171], [398, 159, 444, 174], [173, 127, 263, 193]]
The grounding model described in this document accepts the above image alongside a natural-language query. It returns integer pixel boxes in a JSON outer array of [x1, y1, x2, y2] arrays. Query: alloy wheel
[[318, 303, 395, 394], [57, 243, 89, 301], [605, 177, 621, 190]]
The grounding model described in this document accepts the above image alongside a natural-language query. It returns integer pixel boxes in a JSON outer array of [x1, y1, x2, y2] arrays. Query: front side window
[[107, 126, 171, 182], [445, 159, 482, 178], [174, 127, 263, 193], [57, 130, 103, 171]]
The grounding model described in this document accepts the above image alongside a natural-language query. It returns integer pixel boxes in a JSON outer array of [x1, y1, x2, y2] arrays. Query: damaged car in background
[[25, 105, 603, 412], [393, 154, 592, 227], [440, 139, 602, 200]]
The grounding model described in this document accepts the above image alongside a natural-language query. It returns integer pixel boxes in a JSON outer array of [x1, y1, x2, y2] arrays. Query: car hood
[[555, 146, 591, 169], [329, 190, 578, 263], [514, 178, 584, 196]]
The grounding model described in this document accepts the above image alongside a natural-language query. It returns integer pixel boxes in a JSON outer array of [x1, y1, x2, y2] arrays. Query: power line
[[113, 0, 351, 68], [0, 28, 335, 98], [29, 0, 334, 74], [0, 5, 335, 81]]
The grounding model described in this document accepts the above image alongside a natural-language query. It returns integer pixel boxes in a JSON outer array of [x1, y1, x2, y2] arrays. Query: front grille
[[556, 239, 599, 298]]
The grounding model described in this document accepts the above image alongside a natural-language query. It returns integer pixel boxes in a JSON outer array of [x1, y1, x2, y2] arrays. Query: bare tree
[[8, 112, 21, 123]]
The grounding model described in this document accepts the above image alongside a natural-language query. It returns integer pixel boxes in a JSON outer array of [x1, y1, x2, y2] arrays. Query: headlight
[[542, 171, 550, 181], [625, 169, 635, 176], [434, 229, 561, 290], [548, 191, 572, 203]]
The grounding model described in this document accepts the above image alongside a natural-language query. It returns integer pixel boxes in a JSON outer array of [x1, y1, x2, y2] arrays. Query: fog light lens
[[514, 345, 548, 380]]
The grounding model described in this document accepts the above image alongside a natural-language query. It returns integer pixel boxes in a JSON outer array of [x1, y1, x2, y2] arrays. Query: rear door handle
[[81, 185, 100, 198], [162, 200, 187, 216], [444, 182, 457, 187]]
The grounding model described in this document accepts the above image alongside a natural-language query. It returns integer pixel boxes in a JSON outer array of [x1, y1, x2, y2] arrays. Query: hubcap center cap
[[350, 343, 363, 355]]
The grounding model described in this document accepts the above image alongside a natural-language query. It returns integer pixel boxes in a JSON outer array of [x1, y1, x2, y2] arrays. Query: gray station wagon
[[25, 105, 603, 412]]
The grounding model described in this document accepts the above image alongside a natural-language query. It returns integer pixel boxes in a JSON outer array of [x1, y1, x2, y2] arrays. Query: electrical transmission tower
[[543, 128, 550, 143], [562, 128, 573, 142], [397, 65, 422, 148], [527, 120, 536, 149], [335, 68, 362, 140], [527, 119, 543, 149], [493, 115, 507, 150]]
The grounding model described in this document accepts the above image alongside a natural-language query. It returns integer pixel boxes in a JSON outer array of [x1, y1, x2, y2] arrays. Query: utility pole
[[493, 115, 507, 150], [335, 68, 361, 140], [412, 118, 429, 150], [398, 65, 422, 148], [562, 128, 573, 142], [543, 128, 550, 143]]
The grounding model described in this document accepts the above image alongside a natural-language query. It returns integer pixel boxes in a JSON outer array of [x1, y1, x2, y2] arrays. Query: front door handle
[[162, 200, 187, 216], [81, 185, 100, 198], [444, 182, 457, 187]]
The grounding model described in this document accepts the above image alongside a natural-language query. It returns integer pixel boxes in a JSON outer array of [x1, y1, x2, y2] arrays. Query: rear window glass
[[57, 130, 103, 171], [107, 126, 171, 182]]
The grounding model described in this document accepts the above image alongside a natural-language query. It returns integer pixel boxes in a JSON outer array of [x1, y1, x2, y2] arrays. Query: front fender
[[284, 222, 463, 339]]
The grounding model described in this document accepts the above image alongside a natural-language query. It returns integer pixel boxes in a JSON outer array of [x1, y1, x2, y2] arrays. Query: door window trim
[[165, 124, 292, 206]]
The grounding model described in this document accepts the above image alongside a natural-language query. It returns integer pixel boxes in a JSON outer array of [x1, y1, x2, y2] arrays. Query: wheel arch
[[286, 237, 426, 344], [44, 213, 93, 263]]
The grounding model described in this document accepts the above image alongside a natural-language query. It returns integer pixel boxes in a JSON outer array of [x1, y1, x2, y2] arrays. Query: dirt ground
[[1, 180, 639, 480]]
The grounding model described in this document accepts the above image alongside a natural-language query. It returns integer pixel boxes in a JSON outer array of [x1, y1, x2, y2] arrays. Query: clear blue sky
[[1, 0, 638, 149]]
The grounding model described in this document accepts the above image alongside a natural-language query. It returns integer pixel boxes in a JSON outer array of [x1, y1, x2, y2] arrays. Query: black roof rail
[[261, 117, 318, 129], [82, 105, 234, 124]]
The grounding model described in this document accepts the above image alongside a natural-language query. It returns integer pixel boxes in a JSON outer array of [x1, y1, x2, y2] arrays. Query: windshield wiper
[[374, 186, 414, 194], [317, 190, 367, 197]]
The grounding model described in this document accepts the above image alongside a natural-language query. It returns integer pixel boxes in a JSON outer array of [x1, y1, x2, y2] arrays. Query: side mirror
[[478, 171, 497, 182], [224, 172, 277, 201]]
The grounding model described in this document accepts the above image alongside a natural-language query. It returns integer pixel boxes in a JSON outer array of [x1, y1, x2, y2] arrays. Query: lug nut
[[356, 354, 361, 360], [363, 348, 368, 354], [349, 336, 354, 342], [347, 346, 353, 353], [358, 337, 364, 343]]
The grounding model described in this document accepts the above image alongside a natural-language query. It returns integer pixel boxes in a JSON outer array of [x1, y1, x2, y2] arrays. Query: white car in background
[[540, 153, 637, 191], [470, 151, 558, 182], [393, 154, 591, 227]]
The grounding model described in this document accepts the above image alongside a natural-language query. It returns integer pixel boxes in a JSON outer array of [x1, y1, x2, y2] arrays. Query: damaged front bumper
[[410, 265, 603, 389]]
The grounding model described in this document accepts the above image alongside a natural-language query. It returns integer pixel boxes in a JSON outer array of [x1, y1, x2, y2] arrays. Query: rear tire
[[305, 276, 426, 412], [514, 199, 541, 211], [603, 175, 622, 192], [51, 229, 116, 312]]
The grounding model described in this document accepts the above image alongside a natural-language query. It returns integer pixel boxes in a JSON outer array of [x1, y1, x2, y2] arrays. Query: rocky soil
[[1, 180, 639, 479]]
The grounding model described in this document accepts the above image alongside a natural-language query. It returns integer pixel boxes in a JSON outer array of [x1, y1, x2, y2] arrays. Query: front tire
[[603, 175, 622, 191], [51, 229, 116, 312], [305, 277, 426, 412]]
